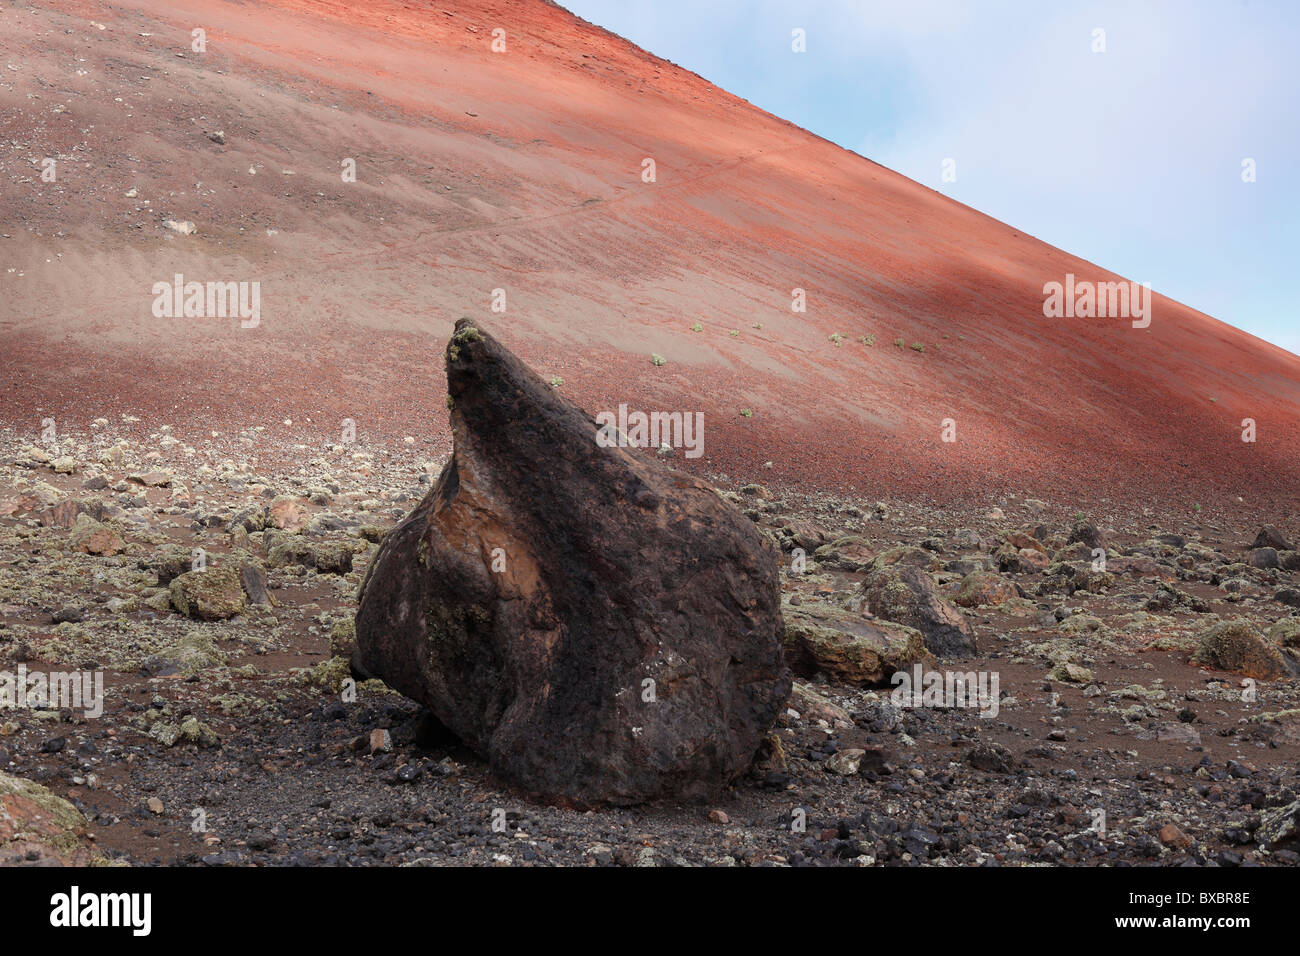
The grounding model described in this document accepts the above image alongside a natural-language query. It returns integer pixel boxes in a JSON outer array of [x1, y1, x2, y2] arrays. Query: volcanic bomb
[[353, 320, 790, 805]]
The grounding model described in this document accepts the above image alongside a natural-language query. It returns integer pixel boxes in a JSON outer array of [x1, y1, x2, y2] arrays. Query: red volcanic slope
[[2, 0, 1298, 515]]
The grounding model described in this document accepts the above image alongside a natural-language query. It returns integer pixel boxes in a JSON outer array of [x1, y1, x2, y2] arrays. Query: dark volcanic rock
[[860, 565, 977, 657], [239, 558, 270, 606], [1067, 520, 1106, 551], [1252, 525, 1295, 552], [354, 320, 790, 806]]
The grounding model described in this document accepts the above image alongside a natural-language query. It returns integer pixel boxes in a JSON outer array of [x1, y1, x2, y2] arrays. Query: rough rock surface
[[1192, 618, 1293, 679], [354, 321, 790, 805], [1253, 526, 1296, 552], [954, 570, 1018, 608], [169, 565, 247, 620], [860, 565, 977, 656], [0, 772, 105, 866], [783, 604, 933, 685]]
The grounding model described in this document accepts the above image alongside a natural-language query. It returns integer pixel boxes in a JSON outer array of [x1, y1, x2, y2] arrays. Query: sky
[[561, 0, 1300, 356]]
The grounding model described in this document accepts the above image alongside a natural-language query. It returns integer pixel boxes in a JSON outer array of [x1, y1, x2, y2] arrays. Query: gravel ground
[[1, 423, 1299, 867]]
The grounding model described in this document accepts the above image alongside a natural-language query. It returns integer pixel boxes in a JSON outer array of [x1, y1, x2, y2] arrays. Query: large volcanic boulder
[[354, 320, 790, 805]]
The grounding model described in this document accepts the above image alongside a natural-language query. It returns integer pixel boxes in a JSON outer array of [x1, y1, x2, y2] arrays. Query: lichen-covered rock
[[780, 606, 935, 686], [789, 682, 852, 725], [148, 544, 199, 585], [226, 504, 267, 534], [1268, 617, 1300, 648], [1256, 798, 1300, 849], [354, 320, 789, 806], [1049, 661, 1094, 683], [811, 536, 876, 571], [0, 771, 106, 865], [267, 539, 352, 574], [1192, 618, 1293, 679], [1058, 613, 1105, 635], [783, 605, 933, 685], [954, 570, 1017, 608], [163, 631, 228, 676], [151, 716, 220, 748], [169, 565, 247, 620], [329, 616, 357, 660], [860, 565, 976, 656], [68, 514, 124, 556], [868, 545, 942, 573]]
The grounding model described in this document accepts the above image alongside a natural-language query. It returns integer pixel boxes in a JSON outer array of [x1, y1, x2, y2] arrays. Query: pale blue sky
[[562, 0, 1300, 356]]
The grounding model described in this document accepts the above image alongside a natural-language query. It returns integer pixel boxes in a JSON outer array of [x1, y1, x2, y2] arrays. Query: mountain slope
[[2, 0, 1297, 516]]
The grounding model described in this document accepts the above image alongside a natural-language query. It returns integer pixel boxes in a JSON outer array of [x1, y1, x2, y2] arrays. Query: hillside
[[3, 0, 1298, 517]]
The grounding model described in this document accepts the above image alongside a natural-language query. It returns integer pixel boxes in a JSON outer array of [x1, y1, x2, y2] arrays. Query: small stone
[[826, 748, 865, 775], [707, 809, 729, 824], [267, 495, 307, 532], [1049, 661, 1094, 684], [147, 797, 164, 814], [1157, 723, 1202, 746], [1158, 823, 1192, 848], [369, 729, 393, 754], [128, 470, 172, 487]]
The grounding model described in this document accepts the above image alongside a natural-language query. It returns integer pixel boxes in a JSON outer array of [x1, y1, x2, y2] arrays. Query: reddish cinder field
[[3, 0, 1298, 517]]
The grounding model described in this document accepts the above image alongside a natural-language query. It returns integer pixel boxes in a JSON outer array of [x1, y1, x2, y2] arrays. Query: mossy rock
[[169, 565, 246, 620], [1049, 661, 1094, 683], [211, 693, 264, 718], [330, 617, 357, 660], [151, 716, 220, 748], [267, 539, 353, 574], [1193, 618, 1293, 679], [955, 570, 1017, 608], [164, 631, 228, 676], [783, 607, 934, 685], [296, 656, 354, 693], [869, 546, 942, 572], [0, 771, 110, 865], [142, 589, 174, 614], [1058, 613, 1105, 635], [1268, 617, 1300, 648]]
